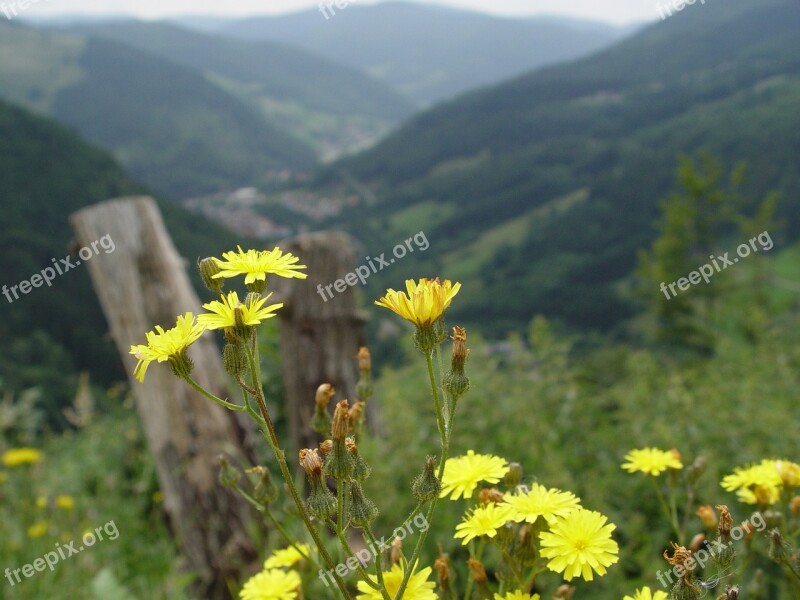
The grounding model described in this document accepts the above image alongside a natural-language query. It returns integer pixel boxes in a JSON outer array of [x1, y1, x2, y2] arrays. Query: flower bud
[[332, 400, 350, 441], [444, 326, 470, 401], [390, 537, 403, 565], [686, 455, 707, 485], [696, 505, 717, 530], [412, 456, 441, 503], [349, 480, 378, 527], [218, 455, 241, 488], [479, 488, 504, 505], [346, 437, 371, 481], [223, 343, 247, 378], [245, 465, 277, 504], [467, 558, 487, 584], [319, 440, 333, 456], [504, 462, 522, 489], [349, 401, 365, 431], [689, 533, 705, 553], [197, 257, 223, 293], [316, 383, 335, 409], [434, 549, 453, 592], [791, 496, 800, 517], [716, 505, 732, 540]]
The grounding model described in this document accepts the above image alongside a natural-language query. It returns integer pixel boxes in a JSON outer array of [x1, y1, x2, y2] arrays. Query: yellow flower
[[55, 495, 76, 510], [356, 562, 437, 600], [198, 291, 283, 330], [440, 450, 509, 500], [375, 278, 461, 328], [774, 459, 800, 488], [539, 508, 619, 581], [722, 461, 783, 505], [264, 544, 310, 569], [129, 312, 205, 383], [239, 568, 300, 600], [454, 503, 514, 545], [494, 593, 541, 600], [623, 587, 669, 600], [502, 484, 581, 525], [2, 447, 43, 467], [213, 246, 307, 285], [36, 496, 47, 509], [622, 448, 683, 476], [27, 521, 49, 539]]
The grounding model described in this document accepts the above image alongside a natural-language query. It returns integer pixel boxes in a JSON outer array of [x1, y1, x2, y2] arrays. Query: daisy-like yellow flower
[[722, 461, 783, 505], [198, 291, 283, 331], [27, 521, 49, 539], [539, 508, 619, 581], [239, 568, 300, 600], [264, 544, 310, 569], [1, 447, 43, 467], [55, 495, 76, 510], [454, 503, 514, 545], [440, 450, 509, 500], [213, 246, 307, 286], [356, 562, 437, 600], [129, 312, 205, 383], [623, 587, 669, 600], [502, 484, 581, 525], [494, 593, 541, 600], [375, 278, 461, 328], [622, 448, 683, 477]]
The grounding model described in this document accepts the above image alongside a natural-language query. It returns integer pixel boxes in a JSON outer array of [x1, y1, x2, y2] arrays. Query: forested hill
[[318, 0, 800, 334], [0, 21, 319, 199], [0, 99, 239, 424]]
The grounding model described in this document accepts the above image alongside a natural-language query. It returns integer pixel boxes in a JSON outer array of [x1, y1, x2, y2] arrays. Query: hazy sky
[[21, 0, 658, 25]]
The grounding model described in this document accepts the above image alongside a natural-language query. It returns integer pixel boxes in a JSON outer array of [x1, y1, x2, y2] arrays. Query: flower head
[[356, 561, 437, 600], [539, 508, 619, 581], [454, 503, 514, 545], [375, 278, 461, 328], [264, 544, 310, 569], [129, 312, 205, 382], [55, 495, 76, 510], [624, 587, 669, 600], [622, 448, 683, 477], [721, 460, 783, 505], [494, 593, 540, 600], [440, 450, 509, 500], [502, 484, 581, 525], [2, 447, 43, 467], [774, 459, 800, 488], [198, 291, 283, 331], [213, 246, 307, 286], [239, 568, 300, 600], [27, 521, 49, 539]]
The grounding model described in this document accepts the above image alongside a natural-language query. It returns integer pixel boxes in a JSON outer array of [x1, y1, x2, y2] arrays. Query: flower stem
[[242, 335, 353, 600], [363, 526, 392, 600], [393, 351, 451, 599], [184, 376, 245, 411]]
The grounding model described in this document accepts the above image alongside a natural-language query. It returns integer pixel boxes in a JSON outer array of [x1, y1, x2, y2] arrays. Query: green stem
[[463, 539, 486, 600], [184, 376, 245, 411], [363, 526, 392, 600], [327, 519, 382, 591], [242, 335, 353, 600], [394, 351, 450, 600], [651, 478, 682, 543]]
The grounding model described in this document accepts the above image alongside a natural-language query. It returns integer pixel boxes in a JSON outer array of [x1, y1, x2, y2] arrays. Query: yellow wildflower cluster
[[721, 458, 800, 505]]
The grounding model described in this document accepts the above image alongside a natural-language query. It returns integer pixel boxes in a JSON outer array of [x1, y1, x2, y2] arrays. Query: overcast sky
[[22, 0, 658, 26]]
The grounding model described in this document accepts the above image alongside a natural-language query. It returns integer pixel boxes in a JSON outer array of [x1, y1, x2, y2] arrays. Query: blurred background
[[1, 0, 799, 597]]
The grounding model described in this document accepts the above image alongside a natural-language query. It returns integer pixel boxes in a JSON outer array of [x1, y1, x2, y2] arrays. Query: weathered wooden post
[[70, 196, 254, 599], [272, 231, 368, 454]]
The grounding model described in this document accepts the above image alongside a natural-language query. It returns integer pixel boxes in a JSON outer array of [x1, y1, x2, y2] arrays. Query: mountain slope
[[213, 2, 631, 105], [0, 98, 240, 423], [312, 0, 800, 333], [56, 21, 416, 160], [0, 21, 317, 199]]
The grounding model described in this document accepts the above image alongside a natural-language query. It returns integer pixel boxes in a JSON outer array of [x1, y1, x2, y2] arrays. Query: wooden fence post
[[70, 196, 254, 599]]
